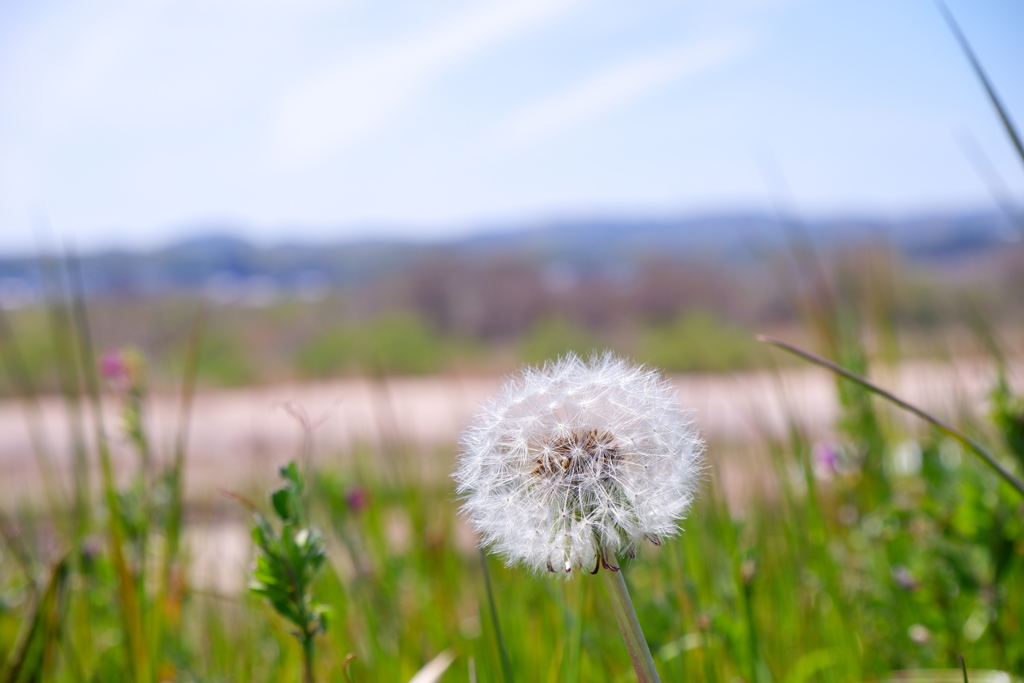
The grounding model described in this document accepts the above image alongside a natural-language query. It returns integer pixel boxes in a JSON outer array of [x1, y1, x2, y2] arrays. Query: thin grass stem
[[162, 307, 205, 584], [936, 1, 1024, 169], [67, 251, 152, 683], [757, 334, 1024, 498], [0, 309, 65, 526]]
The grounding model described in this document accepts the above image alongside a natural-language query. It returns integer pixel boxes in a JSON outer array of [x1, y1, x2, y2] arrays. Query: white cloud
[[491, 33, 756, 150], [271, 0, 581, 162]]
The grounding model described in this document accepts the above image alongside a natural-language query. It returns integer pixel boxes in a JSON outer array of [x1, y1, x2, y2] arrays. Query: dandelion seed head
[[454, 352, 705, 576]]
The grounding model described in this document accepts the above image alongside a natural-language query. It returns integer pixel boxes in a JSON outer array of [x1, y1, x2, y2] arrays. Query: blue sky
[[1, 0, 1022, 253]]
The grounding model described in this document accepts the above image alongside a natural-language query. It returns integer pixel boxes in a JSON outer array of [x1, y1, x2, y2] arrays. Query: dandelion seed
[[454, 352, 704, 576]]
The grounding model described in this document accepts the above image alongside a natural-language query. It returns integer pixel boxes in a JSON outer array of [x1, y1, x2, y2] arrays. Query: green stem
[[479, 548, 514, 683], [742, 577, 760, 683], [601, 568, 661, 683], [302, 628, 315, 683]]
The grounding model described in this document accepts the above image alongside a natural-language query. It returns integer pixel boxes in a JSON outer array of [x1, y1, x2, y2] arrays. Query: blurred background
[[1, 0, 1023, 495], [2, 0, 1022, 370], [2, 2, 1024, 680], [2, 0, 1024, 490]]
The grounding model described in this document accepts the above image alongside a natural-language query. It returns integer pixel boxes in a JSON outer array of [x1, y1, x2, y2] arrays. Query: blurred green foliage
[[639, 310, 761, 372], [294, 312, 445, 377], [2, 204, 1024, 680], [195, 333, 258, 387], [991, 374, 1024, 469], [2, 338, 1024, 681], [519, 316, 603, 365], [0, 310, 57, 397]]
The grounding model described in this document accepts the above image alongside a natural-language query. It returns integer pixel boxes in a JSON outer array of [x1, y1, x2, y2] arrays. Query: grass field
[[0, 272, 1022, 682]]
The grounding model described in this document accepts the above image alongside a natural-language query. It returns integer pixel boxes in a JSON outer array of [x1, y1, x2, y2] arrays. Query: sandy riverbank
[[1, 358, 1015, 509]]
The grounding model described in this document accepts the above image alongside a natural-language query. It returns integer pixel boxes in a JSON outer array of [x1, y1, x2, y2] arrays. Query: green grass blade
[[0, 309, 65, 525], [1, 553, 71, 683], [147, 307, 204, 683], [66, 251, 151, 682], [38, 252, 93, 544], [758, 334, 1024, 497], [162, 306, 205, 582], [0, 512, 39, 600], [955, 132, 1024, 239], [937, 1, 1024, 169]]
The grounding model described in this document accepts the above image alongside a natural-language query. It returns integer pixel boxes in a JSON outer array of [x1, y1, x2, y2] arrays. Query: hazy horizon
[[0, 203, 1013, 259]]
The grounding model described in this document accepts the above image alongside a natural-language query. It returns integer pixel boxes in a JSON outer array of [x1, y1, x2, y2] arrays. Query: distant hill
[[0, 209, 1017, 301], [456, 210, 1017, 261]]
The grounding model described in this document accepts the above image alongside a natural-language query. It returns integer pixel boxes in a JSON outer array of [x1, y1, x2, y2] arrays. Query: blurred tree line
[[1, 241, 1022, 391]]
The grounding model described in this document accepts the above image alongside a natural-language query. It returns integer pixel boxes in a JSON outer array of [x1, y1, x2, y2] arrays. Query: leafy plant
[[248, 462, 330, 683]]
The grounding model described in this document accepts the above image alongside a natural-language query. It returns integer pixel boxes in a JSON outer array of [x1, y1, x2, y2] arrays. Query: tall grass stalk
[[0, 309, 64, 530], [936, 1, 1024, 168], [39, 252, 92, 549], [153, 308, 204, 678], [758, 334, 1024, 497], [162, 308, 204, 582], [0, 552, 70, 683], [67, 252, 151, 683]]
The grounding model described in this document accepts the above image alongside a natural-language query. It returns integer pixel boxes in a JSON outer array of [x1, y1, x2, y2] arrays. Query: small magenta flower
[[345, 486, 369, 514], [99, 347, 128, 381], [99, 346, 145, 391], [813, 441, 838, 479], [454, 352, 704, 576]]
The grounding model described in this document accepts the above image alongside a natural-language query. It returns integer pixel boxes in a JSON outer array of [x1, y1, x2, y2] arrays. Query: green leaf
[[280, 461, 302, 491], [271, 487, 294, 523]]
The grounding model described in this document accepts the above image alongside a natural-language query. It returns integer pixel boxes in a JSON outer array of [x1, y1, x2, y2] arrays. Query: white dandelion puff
[[454, 352, 705, 576]]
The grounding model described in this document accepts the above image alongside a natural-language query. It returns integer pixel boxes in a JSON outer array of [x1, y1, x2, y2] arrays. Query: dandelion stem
[[602, 567, 661, 683]]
